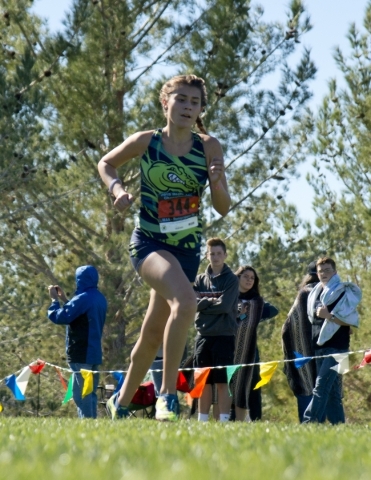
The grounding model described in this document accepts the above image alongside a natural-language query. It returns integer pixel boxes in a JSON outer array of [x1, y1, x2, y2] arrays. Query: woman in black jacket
[[282, 262, 319, 422], [231, 265, 264, 421]]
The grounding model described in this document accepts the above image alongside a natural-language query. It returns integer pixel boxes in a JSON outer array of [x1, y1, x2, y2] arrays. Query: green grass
[[1, 418, 370, 480]]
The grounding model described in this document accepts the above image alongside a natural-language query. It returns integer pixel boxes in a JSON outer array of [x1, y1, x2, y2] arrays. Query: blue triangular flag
[[112, 371, 124, 394], [5, 374, 26, 400], [293, 351, 312, 369]]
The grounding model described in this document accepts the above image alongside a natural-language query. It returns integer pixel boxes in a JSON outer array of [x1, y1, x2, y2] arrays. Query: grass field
[[0, 418, 370, 480]]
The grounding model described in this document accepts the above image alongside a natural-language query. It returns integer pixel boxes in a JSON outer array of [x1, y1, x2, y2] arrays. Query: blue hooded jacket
[[47, 265, 107, 364]]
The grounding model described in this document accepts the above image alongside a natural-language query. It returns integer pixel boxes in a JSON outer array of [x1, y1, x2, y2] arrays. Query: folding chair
[[98, 384, 115, 415], [99, 381, 156, 418], [127, 381, 156, 418]]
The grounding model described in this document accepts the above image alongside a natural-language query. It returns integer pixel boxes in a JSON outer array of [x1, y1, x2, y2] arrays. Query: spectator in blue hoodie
[[47, 265, 107, 418]]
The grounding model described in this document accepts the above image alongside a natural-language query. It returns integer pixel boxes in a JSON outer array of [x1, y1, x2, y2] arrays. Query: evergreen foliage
[[305, 1, 371, 422], [0, 0, 328, 417]]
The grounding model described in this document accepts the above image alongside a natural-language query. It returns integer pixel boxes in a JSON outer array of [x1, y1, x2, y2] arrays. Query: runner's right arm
[[98, 131, 153, 210]]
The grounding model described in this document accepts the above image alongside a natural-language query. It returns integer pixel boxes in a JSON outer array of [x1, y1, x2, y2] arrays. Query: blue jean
[[296, 395, 312, 423], [303, 347, 346, 425], [69, 363, 99, 419]]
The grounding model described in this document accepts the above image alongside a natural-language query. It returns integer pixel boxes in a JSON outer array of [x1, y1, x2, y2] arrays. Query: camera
[[238, 299, 248, 313]]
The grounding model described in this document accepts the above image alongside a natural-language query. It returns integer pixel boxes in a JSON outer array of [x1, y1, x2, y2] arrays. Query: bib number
[[158, 194, 199, 233]]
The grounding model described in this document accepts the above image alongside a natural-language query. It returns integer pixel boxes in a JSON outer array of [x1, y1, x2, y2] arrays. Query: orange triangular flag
[[55, 367, 68, 391], [189, 368, 210, 398]]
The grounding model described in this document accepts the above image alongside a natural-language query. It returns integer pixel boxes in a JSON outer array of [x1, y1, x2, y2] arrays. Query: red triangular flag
[[176, 371, 191, 393], [29, 359, 46, 374], [354, 350, 371, 369]]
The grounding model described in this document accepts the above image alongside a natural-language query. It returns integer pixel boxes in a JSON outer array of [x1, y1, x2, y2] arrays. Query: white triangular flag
[[330, 353, 349, 374], [16, 366, 32, 395]]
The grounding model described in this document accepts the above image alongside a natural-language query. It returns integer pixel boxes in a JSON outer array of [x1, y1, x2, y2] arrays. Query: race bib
[[158, 194, 199, 233]]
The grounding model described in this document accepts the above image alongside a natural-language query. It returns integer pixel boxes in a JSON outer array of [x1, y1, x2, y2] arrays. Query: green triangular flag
[[62, 375, 73, 405], [226, 365, 241, 396]]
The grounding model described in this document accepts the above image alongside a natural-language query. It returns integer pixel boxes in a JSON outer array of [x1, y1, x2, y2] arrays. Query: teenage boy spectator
[[47, 265, 107, 419], [193, 238, 239, 422], [303, 257, 361, 424]]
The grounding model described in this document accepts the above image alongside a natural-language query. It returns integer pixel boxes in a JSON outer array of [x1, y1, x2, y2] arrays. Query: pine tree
[[308, 2, 371, 422], [0, 0, 316, 416]]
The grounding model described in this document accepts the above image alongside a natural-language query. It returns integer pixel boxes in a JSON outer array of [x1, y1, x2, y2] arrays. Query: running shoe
[[155, 393, 180, 422], [106, 392, 130, 420]]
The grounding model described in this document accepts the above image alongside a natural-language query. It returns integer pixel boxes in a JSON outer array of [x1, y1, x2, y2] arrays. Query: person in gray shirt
[[193, 237, 239, 422]]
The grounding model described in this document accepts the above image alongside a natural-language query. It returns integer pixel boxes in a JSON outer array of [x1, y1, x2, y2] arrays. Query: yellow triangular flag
[[81, 369, 94, 398], [253, 361, 279, 390], [0, 403, 3, 412]]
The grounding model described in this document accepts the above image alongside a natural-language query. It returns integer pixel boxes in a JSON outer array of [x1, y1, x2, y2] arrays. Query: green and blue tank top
[[138, 129, 208, 249]]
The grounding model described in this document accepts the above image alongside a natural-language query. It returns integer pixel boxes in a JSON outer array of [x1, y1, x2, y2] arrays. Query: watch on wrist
[[329, 314, 335, 322]]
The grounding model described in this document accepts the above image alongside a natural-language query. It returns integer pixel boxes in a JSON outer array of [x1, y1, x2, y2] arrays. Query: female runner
[[98, 74, 231, 420]]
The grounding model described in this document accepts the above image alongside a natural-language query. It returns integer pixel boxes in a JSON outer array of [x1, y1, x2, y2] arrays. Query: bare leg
[[235, 406, 248, 421], [142, 251, 196, 394], [212, 402, 220, 420], [199, 384, 212, 415], [118, 250, 196, 405], [117, 289, 169, 406], [212, 384, 219, 420], [217, 383, 232, 415]]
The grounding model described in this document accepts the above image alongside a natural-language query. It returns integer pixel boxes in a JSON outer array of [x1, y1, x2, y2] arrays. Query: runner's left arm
[[202, 135, 231, 216]]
